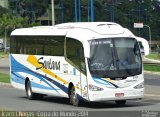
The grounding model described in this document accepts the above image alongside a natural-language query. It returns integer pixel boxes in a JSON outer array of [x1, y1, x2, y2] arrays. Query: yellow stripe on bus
[[104, 78, 114, 83], [27, 55, 81, 90]]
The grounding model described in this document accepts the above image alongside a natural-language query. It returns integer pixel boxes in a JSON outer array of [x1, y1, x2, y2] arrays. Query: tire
[[115, 100, 127, 106], [70, 86, 79, 106], [25, 80, 37, 100]]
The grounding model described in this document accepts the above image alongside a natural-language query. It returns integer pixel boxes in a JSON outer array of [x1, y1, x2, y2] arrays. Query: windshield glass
[[88, 38, 142, 79]]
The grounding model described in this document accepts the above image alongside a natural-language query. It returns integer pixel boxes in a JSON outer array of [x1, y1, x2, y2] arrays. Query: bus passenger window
[[66, 38, 86, 74], [44, 36, 64, 56]]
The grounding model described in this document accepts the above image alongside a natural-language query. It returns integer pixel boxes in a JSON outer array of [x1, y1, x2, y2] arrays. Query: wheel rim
[[27, 82, 32, 97], [71, 87, 79, 106], [72, 90, 77, 104]]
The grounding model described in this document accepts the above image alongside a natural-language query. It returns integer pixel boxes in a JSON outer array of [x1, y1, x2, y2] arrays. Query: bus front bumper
[[88, 88, 144, 101]]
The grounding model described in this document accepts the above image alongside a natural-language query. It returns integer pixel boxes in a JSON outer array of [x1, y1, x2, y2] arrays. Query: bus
[[10, 22, 144, 106]]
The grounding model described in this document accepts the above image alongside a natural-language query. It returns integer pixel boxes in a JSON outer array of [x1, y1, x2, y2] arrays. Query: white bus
[[10, 22, 144, 106]]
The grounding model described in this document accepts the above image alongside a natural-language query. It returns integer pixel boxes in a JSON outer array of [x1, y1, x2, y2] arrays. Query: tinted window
[[44, 37, 64, 56], [66, 38, 86, 73], [10, 36, 64, 56], [88, 38, 142, 78]]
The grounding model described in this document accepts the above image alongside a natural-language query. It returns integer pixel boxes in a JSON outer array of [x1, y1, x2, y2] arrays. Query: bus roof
[[11, 22, 126, 38]]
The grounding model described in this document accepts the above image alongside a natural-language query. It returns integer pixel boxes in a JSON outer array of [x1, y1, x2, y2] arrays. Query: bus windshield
[[88, 38, 142, 79]]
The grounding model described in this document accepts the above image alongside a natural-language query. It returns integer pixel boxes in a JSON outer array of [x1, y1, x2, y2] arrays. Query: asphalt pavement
[[0, 86, 160, 111]]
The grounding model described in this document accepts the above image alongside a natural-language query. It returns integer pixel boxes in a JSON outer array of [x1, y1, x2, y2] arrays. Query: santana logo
[[36, 57, 60, 71]]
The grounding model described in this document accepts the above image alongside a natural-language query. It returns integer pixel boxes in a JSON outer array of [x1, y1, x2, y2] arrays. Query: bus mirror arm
[[85, 51, 90, 58], [84, 42, 90, 58]]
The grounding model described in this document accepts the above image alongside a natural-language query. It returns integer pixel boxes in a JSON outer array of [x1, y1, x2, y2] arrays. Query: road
[[0, 86, 160, 117], [144, 73, 160, 95], [0, 85, 160, 111]]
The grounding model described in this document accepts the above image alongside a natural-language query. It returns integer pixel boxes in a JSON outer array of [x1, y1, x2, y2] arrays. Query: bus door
[[65, 37, 88, 100]]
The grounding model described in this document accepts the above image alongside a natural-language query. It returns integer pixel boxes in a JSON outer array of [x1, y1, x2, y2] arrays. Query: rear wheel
[[25, 80, 38, 100], [115, 100, 126, 106], [70, 86, 79, 106]]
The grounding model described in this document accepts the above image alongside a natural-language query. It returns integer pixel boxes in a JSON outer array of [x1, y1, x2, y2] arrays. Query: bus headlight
[[89, 84, 104, 91], [134, 81, 144, 89]]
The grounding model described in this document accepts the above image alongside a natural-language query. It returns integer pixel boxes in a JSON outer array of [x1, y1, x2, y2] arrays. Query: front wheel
[[70, 86, 80, 106], [115, 100, 127, 106]]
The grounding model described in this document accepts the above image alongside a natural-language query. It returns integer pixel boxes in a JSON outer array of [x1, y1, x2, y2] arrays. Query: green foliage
[[144, 65, 160, 72], [0, 13, 40, 37], [1, 0, 160, 40], [0, 6, 8, 16], [0, 52, 9, 58], [0, 73, 10, 83], [146, 54, 160, 60]]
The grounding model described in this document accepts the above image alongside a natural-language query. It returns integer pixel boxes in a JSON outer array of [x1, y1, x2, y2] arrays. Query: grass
[[0, 51, 9, 58], [144, 53, 160, 72], [0, 73, 10, 83], [146, 53, 160, 60], [144, 65, 160, 72]]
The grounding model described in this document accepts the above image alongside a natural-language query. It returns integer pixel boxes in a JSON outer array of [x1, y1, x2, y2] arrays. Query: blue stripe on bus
[[93, 78, 111, 86], [11, 55, 61, 93], [31, 82, 58, 90], [93, 77, 112, 85], [11, 55, 86, 101], [11, 72, 25, 85], [10, 55, 68, 94], [93, 77, 119, 88], [11, 72, 56, 90]]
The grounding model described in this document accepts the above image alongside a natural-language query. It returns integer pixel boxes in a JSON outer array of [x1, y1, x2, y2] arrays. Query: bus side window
[[23, 37, 44, 55], [66, 38, 86, 74], [16, 38, 22, 54], [44, 36, 64, 56]]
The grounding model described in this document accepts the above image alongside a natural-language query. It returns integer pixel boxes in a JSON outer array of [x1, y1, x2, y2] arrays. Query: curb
[[0, 82, 13, 88], [143, 56, 160, 63], [144, 71, 160, 75], [145, 94, 160, 98]]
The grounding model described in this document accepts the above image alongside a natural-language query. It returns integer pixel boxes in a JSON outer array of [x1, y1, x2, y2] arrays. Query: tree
[[5, 0, 160, 40], [0, 13, 40, 52], [0, 6, 8, 17], [0, 13, 40, 36]]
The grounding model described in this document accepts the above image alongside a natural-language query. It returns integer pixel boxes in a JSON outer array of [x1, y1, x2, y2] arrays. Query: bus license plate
[[115, 93, 124, 97]]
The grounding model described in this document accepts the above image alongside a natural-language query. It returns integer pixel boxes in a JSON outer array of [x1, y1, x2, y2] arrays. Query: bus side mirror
[[137, 38, 149, 56]]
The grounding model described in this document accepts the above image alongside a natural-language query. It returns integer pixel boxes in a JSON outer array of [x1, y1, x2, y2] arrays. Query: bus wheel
[[70, 86, 79, 106], [25, 80, 37, 100], [115, 100, 126, 106]]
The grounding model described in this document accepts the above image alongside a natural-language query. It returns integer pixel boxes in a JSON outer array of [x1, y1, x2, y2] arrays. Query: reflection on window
[[10, 36, 64, 56], [66, 38, 86, 74], [88, 38, 142, 78]]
